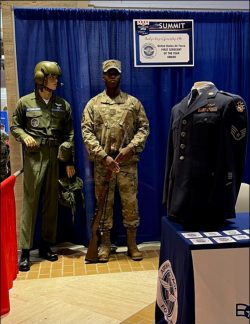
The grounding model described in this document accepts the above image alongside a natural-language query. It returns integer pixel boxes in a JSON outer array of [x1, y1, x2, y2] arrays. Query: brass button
[[182, 119, 187, 125], [181, 132, 186, 137], [179, 156, 185, 160], [180, 144, 186, 149]]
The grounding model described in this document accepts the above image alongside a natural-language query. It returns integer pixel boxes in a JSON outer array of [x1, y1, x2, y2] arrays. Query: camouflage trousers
[[94, 162, 139, 230]]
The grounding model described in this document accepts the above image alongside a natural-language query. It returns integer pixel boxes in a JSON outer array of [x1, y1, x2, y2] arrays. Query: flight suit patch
[[53, 103, 63, 112], [52, 108, 64, 112], [231, 126, 246, 140], [26, 108, 41, 112], [31, 118, 39, 127]]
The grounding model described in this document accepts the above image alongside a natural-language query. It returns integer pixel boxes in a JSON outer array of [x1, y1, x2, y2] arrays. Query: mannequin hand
[[115, 145, 134, 163], [103, 156, 120, 173], [23, 135, 39, 149], [66, 165, 75, 178]]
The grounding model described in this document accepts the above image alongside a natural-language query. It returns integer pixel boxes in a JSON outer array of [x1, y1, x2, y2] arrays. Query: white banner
[[133, 19, 194, 67], [192, 248, 250, 323]]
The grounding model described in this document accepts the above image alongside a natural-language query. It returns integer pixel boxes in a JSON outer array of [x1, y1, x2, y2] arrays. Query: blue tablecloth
[[155, 213, 250, 324]]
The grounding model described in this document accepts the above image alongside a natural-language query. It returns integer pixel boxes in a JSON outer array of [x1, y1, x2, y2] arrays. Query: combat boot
[[19, 249, 30, 272], [127, 228, 143, 261], [39, 240, 58, 262], [98, 230, 111, 263]]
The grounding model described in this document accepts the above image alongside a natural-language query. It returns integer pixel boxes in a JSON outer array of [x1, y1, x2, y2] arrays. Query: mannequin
[[163, 82, 248, 228], [192, 81, 214, 90], [188, 81, 215, 105]]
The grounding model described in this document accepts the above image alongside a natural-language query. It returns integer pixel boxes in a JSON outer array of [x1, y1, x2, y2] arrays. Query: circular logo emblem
[[157, 260, 178, 323], [31, 118, 39, 127], [244, 305, 250, 319], [141, 43, 156, 59], [236, 100, 245, 113]]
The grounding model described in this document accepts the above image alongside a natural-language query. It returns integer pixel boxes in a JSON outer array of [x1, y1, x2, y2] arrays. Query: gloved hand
[[115, 145, 134, 164]]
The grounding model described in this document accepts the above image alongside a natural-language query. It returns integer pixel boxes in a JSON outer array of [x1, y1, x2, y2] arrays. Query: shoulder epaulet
[[218, 90, 240, 99], [219, 90, 246, 112]]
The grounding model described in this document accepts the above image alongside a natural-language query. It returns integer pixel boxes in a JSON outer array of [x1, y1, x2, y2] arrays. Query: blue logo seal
[[141, 43, 156, 59]]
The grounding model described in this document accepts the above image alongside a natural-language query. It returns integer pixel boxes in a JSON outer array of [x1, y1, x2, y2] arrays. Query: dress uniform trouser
[[20, 144, 59, 249], [94, 162, 139, 230]]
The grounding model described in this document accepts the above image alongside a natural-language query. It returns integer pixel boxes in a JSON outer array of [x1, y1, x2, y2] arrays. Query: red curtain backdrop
[[0, 175, 18, 316]]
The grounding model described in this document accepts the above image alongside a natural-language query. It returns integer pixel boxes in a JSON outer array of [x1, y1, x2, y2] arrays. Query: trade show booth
[[13, 7, 250, 245]]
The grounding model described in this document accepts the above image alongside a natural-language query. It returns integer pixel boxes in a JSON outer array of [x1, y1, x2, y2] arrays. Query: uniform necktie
[[188, 88, 199, 106]]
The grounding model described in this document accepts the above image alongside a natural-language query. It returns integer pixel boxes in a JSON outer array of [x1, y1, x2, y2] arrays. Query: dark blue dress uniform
[[163, 84, 248, 226]]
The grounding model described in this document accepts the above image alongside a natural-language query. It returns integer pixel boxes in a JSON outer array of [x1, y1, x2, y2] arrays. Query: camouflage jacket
[[81, 90, 149, 162]]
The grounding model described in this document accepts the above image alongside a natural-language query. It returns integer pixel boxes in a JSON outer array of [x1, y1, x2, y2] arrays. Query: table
[[155, 213, 250, 324]]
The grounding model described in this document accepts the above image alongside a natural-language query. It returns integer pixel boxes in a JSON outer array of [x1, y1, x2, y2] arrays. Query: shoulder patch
[[235, 100, 246, 113], [231, 126, 247, 141], [219, 91, 246, 112]]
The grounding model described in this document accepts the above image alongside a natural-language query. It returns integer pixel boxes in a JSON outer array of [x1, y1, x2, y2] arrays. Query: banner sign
[[133, 19, 194, 67]]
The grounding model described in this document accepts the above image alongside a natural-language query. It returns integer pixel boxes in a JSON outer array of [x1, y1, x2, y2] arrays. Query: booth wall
[[13, 8, 250, 245]]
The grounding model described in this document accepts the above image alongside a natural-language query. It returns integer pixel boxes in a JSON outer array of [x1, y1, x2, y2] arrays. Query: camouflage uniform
[[82, 90, 149, 230], [11, 90, 74, 248]]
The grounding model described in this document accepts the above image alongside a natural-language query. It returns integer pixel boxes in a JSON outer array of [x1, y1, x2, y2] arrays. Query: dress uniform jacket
[[163, 84, 248, 225]]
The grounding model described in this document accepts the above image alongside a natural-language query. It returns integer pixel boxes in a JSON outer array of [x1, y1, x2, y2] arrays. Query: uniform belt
[[41, 138, 60, 146]]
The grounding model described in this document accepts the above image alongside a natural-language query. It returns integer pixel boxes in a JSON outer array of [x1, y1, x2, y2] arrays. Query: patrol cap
[[102, 59, 121, 73]]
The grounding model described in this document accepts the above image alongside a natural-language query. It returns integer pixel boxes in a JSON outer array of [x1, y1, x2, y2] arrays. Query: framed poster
[[133, 19, 194, 67]]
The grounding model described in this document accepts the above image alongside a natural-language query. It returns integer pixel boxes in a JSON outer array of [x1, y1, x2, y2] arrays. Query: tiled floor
[[8, 242, 160, 324], [17, 242, 160, 280], [121, 302, 156, 324]]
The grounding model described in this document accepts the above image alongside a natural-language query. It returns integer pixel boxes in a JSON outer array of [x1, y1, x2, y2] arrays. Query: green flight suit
[[11, 90, 74, 248], [81, 90, 149, 230]]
